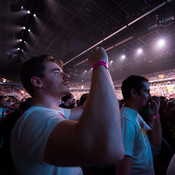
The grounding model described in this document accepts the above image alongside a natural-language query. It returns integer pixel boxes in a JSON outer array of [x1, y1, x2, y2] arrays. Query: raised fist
[[88, 47, 108, 66]]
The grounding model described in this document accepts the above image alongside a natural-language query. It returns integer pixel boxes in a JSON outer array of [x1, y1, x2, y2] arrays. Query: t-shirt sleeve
[[17, 108, 64, 163], [121, 118, 136, 157], [59, 107, 71, 119], [137, 114, 151, 131]]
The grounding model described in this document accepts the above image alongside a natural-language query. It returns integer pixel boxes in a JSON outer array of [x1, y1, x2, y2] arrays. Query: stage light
[[2, 78, 6, 83], [137, 48, 143, 55], [27, 10, 31, 14], [17, 48, 20, 50], [121, 55, 126, 60], [28, 29, 31, 32], [19, 39, 22, 41], [84, 70, 87, 73], [157, 39, 165, 48], [23, 26, 26, 29], [33, 14, 36, 17], [110, 60, 113, 63]]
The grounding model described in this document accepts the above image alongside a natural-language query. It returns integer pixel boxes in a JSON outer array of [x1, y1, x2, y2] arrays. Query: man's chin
[[142, 103, 149, 110]]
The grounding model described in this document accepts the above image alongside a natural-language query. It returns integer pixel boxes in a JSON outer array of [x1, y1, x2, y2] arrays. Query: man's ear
[[31, 77, 43, 88], [131, 88, 137, 98]]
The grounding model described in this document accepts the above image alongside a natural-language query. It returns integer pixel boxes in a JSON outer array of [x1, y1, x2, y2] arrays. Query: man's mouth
[[64, 81, 70, 88]]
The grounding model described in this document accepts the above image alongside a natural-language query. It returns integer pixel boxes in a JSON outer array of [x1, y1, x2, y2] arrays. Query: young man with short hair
[[116, 75, 162, 175], [11, 47, 124, 175]]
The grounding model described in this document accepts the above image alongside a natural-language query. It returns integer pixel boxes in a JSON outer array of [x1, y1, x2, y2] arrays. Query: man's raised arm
[[44, 47, 124, 166]]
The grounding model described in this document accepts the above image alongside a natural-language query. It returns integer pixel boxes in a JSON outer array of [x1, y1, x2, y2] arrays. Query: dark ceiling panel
[[0, 0, 174, 83]]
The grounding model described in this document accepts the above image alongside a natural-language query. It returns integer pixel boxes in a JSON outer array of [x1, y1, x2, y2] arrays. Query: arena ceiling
[[0, 0, 175, 83]]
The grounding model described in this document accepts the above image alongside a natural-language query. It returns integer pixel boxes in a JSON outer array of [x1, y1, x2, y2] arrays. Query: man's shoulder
[[121, 107, 137, 118], [12, 106, 62, 139], [18, 106, 60, 124], [120, 107, 139, 128], [26, 106, 58, 114]]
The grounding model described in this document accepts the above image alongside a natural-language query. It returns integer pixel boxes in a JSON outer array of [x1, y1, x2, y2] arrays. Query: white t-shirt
[[11, 106, 83, 175], [120, 107, 154, 175]]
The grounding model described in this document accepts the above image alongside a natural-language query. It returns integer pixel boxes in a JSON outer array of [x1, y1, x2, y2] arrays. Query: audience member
[[10, 47, 124, 175], [116, 75, 162, 175], [59, 93, 74, 108], [0, 99, 33, 174], [0, 96, 8, 119], [77, 93, 88, 106]]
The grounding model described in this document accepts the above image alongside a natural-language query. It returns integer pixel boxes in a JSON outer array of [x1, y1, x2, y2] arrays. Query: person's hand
[[149, 97, 160, 116], [88, 47, 108, 66]]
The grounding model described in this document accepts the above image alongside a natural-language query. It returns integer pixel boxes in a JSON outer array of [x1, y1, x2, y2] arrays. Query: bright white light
[[19, 39, 22, 41], [157, 39, 165, 48], [27, 10, 31, 14], [110, 60, 113, 63], [33, 14, 36, 17], [81, 85, 84, 89], [21, 6, 24, 10], [121, 55, 126, 60], [28, 29, 31, 32], [17, 48, 20, 50], [84, 70, 87, 73], [137, 48, 143, 55], [23, 26, 26, 29], [2, 78, 6, 83]]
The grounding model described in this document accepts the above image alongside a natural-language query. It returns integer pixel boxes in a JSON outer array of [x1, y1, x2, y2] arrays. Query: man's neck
[[124, 101, 139, 112], [32, 96, 61, 111]]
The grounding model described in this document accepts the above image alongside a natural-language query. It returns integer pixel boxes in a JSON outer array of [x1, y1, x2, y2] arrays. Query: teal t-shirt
[[120, 107, 154, 175]]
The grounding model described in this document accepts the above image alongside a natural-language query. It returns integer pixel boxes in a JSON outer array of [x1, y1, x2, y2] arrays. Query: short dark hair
[[20, 54, 63, 96], [121, 75, 148, 101], [78, 93, 88, 106], [61, 93, 73, 102]]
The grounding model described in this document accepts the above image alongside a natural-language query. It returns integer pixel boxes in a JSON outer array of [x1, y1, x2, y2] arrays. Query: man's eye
[[54, 71, 59, 74]]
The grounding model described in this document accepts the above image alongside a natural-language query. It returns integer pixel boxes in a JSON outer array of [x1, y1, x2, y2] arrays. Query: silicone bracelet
[[93, 61, 108, 71], [152, 114, 160, 119]]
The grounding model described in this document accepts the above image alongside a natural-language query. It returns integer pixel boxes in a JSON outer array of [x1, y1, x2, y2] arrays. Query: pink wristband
[[152, 114, 160, 119], [93, 61, 108, 71]]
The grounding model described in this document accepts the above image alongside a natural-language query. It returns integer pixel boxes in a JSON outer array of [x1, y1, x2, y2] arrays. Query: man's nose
[[63, 72, 70, 79]]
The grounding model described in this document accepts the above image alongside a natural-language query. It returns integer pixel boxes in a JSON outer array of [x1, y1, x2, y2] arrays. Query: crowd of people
[[0, 47, 175, 175], [1, 69, 175, 102]]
